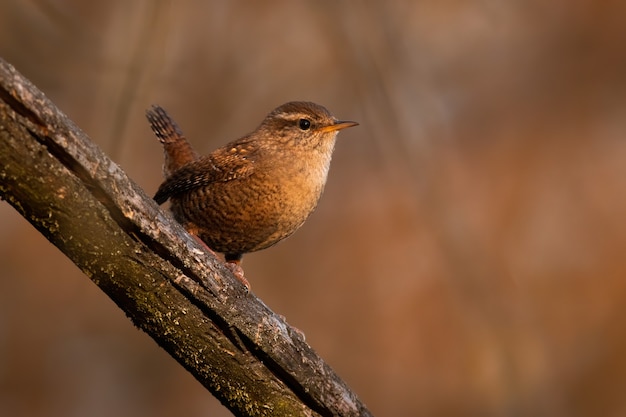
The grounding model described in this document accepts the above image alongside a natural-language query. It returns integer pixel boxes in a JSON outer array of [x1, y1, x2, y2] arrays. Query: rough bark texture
[[0, 57, 372, 417]]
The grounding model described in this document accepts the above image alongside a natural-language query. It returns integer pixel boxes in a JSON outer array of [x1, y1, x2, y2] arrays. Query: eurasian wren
[[147, 102, 358, 272]]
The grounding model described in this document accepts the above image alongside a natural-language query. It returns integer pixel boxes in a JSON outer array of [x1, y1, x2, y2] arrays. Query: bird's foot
[[225, 261, 251, 292], [276, 313, 306, 341]]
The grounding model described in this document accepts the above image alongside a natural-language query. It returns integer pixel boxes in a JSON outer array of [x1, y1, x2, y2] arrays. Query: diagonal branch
[[0, 57, 372, 417]]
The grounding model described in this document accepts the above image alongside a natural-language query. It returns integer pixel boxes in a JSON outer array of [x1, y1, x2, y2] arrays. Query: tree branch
[[0, 57, 372, 417]]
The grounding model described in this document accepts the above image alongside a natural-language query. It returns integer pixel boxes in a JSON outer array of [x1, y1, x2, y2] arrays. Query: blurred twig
[[0, 58, 372, 417]]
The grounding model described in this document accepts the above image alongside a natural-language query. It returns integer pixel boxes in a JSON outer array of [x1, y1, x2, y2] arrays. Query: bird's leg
[[188, 233, 250, 291], [189, 233, 219, 256]]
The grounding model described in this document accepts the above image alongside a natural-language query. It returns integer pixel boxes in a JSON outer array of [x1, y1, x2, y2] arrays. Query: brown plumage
[[147, 102, 358, 266]]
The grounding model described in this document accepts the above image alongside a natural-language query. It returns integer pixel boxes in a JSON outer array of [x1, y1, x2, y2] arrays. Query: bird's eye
[[298, 119, 311, 130]]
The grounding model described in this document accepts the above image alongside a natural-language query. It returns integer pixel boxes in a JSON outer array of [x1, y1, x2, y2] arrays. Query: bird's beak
[[319, 120, 359, 133]]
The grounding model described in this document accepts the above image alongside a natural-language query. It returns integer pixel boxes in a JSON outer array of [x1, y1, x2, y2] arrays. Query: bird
[[146, 101, 358, 287]]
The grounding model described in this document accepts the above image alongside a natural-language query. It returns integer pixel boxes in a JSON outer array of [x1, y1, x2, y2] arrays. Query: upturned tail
[[146, 105, 199, 178]]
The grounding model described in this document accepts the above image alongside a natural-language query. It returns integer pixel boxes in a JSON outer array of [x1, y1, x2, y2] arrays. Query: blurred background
[[1, 1, 626, 416]]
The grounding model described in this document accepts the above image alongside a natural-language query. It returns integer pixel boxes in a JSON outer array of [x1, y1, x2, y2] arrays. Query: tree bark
[[0, 57, 372, 417]]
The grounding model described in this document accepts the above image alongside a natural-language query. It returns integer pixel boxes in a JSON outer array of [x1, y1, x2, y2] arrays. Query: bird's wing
[[153, 144, 256, 204]]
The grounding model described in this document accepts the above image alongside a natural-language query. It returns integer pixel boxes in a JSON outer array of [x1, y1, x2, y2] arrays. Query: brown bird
[[147, 102, 357, 286]]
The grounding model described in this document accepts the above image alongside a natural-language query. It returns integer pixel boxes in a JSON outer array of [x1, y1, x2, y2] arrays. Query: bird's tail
[[146, 105, 199, 177]]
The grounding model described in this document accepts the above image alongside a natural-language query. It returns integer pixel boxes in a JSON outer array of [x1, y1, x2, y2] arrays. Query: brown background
[[1, 1, 626, 416]]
